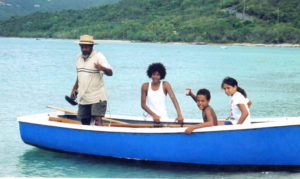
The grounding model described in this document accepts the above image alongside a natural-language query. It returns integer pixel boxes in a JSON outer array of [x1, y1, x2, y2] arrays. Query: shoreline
[[140, 41, 300, 47], [101, 39, 300, 47], [223, 42, 300, 48], [2, 36, 300, 47]]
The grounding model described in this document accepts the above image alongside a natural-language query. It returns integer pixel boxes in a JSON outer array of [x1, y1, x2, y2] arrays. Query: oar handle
[[49, 117, 81, 124], [47, 105, 77, 115], [102, 123, 192, 128], [102, 118, 128, 124], [49, 116, 192, 128], [47, 105, 128, 124]]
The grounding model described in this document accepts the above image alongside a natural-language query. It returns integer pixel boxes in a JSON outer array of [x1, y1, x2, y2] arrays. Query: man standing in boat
[[71, 35, 113, 126]]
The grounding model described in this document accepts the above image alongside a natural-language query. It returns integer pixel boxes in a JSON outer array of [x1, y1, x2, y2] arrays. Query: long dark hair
[[221, 77, 247, 98]]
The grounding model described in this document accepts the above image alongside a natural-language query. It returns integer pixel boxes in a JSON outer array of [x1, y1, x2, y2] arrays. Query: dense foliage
[[0, 0, 299, 43], [0, 0, 120, 20]]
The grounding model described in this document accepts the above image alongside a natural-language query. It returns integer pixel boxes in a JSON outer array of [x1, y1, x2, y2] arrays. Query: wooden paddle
[[102, 123, 192, 128], [47, 105, 128, 124], [49, 116, 81, 124], [47, 105, 77, 115], [49, 116, 191, 128]]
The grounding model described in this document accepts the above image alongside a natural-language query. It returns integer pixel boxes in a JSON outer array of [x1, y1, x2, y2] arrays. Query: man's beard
[[82, 51, 91, 59]]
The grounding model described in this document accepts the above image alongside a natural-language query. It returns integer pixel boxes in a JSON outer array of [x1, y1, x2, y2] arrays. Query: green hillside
[[0, 0, 120, 20], [0, 0, 299, 44]]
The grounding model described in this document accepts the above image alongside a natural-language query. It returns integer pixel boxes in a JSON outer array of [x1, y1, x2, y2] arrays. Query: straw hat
[[76, 35, 98, 45]]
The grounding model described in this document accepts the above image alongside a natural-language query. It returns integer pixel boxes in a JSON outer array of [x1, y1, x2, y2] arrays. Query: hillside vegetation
[[0, 0, 299, 44], [0, 0, 120, 20]]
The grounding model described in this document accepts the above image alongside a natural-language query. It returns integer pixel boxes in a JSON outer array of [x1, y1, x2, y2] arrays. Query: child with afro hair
[[141, 62, 184, 123]]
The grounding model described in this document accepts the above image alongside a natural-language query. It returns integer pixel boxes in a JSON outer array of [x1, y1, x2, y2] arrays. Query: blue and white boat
[[17, 111, 300, 165]]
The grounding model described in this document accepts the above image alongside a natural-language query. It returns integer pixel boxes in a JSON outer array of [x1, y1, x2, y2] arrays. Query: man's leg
[[92, 101, 107, 126], [81, 118, 92, 125], [94, 117, 103, 126], [78, 104, 92, 125]]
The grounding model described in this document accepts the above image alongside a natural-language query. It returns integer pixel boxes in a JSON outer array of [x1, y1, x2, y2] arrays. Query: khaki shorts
[[77, 101, 107, 120]]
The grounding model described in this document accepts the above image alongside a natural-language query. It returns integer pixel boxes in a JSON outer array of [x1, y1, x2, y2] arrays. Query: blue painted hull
[[18, 120, 300, 165]]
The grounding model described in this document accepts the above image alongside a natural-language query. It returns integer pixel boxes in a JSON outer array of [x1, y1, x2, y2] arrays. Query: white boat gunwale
[[17, 112, 300, 134]]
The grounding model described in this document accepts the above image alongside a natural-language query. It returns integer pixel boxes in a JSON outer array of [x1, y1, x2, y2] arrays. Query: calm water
[[1, 37, 300, 178]]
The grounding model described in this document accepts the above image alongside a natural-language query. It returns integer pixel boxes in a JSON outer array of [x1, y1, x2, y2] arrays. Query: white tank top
[[146, 81, 169, 121]]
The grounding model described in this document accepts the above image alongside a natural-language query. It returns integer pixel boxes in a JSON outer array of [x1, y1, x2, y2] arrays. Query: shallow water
[[1, 37, 300, 177]]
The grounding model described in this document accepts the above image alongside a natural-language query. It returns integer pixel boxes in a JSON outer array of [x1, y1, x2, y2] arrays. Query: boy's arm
[[185, 122, 213, 134], [185, 108, 216, 134], [185, 88, 197, 102], [237, 104, 249, 124], [141, 83, 160, 123], [165, 82, 184, 123]]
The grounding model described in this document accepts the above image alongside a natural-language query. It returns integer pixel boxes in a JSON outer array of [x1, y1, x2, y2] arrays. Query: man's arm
[[94, 63, 113, 76], [71, 78, 78, 99]]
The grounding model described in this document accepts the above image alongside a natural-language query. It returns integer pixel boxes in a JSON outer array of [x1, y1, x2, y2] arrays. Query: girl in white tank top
[[146, 81, 169, 120], [141, 63, 184, 123]]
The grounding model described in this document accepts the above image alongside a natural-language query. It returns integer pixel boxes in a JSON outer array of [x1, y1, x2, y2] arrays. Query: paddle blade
[[65, 95, 78, 105]]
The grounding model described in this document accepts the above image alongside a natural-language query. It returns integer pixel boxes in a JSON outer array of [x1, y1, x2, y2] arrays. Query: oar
[[47, 105, 128, 124], [47, 105, 77, 115], [102, 123, 192, 128], [49, 117, 81, 124], [49, 116, 191, 128]]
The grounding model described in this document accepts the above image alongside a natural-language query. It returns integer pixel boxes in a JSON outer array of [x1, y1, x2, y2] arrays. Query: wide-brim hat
[[76, 35, 98, 45]]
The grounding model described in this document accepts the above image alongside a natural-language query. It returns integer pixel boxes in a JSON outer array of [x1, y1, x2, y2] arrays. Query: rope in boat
[[105, 84, 112, 125]]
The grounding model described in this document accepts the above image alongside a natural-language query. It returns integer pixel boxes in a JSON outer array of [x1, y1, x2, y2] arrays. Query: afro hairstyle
[[146, 62, 167, 79]]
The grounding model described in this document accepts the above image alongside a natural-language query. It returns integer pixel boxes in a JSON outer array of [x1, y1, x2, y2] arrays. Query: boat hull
[[18, 115, 300, 165]]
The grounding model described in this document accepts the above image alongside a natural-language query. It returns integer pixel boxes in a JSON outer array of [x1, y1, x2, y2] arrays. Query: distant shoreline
[[220, 43, 300, 48], [86, 39, 300, 48], [2, 36, 300, 48], [130, 40, 300, 47]]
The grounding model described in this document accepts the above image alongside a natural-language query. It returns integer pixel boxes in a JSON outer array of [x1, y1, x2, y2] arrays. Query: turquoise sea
[[1, 37, 300, 178]]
